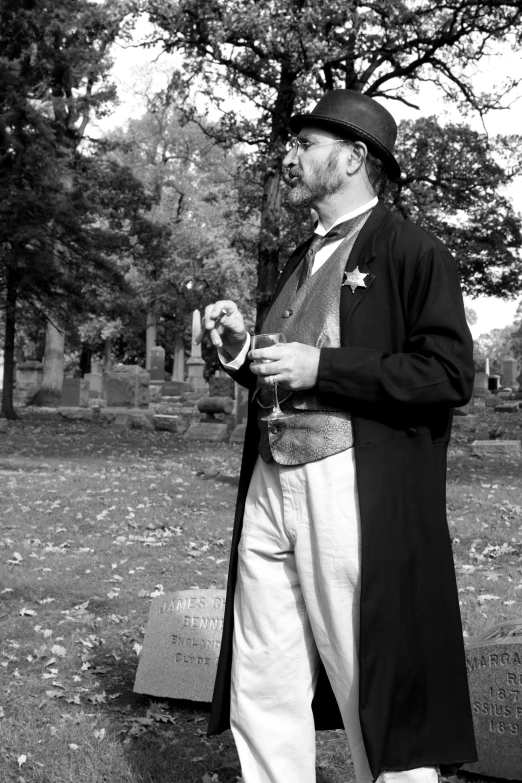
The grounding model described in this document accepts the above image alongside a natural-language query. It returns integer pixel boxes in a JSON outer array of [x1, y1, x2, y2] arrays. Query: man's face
[[283, 126, 347, 208]]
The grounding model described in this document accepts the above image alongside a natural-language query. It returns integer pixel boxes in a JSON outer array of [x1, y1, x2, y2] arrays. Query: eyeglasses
[[286, 138, 346, 156]]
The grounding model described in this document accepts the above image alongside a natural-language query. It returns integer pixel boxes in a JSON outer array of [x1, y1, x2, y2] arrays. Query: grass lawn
[[1, 411, 522, 783]]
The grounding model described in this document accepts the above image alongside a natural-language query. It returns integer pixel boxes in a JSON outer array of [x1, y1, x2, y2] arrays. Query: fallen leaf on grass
[[19, 608, 36, 617], [46, 689, 64, 699], [17, 755, 27, 768], [477, 594, 501, 604], [202, 775, 219, 783], [50, 645, 67, 657], [0, 706, 4, 718], [7, 552, 23, 565]]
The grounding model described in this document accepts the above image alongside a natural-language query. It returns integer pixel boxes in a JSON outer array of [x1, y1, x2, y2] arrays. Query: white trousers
[[230, 449, 438, 783]]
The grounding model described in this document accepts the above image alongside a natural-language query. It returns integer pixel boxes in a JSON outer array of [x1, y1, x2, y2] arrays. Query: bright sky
[[102, 22, 522, 337]]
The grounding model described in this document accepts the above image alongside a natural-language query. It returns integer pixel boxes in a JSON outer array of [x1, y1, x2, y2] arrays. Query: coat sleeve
[[317, 244, 474, 409]]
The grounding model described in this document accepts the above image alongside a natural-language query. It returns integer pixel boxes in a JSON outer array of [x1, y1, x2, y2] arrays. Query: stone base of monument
[[184, 422, 228, 441], [230, 423, 247, 443], [58, 407, 94, 421], [471, 440, 521, 456], [134, 589, 226, 702], [464, 619, 522, 780], [486, 395, 501, 407]]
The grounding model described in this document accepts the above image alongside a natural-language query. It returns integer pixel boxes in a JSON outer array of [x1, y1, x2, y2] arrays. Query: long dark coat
[[207, 202, 478, 777]]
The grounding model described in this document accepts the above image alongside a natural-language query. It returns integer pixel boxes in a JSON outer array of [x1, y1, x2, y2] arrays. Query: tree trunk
[[79, 344, 92, 376], [1, 267, 18, 420], [31, 319, 65, 406], [104, 339, 112, 372], [255, 65, 297, 331]]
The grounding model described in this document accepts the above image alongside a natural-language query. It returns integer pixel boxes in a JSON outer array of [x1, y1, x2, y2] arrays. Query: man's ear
[[347, 141, 368, 174]]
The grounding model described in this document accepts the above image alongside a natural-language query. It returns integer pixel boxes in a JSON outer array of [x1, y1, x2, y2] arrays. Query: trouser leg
[[231, 451, 439, 783], [230, 457, 320, 783]]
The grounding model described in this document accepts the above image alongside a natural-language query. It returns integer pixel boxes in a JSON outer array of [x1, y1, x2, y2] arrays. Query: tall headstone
[[464, 620, 522, 780], [150, 346, 165, 384], [134, 589, 226, 702], [172, 333, 185, 382], [484, 357, 490, 376], [502, 357, 519, 390], [187, 310, 208, 395]]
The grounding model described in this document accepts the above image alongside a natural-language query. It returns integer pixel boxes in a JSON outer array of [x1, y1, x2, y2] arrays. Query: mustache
[[285, 166, 301, 183]]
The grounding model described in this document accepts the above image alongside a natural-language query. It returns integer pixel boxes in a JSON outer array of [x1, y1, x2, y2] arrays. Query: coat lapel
[[340, 201, 391, 328]]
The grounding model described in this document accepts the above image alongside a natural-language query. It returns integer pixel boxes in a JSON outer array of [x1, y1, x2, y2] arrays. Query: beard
[[287, 149, 344, 207]]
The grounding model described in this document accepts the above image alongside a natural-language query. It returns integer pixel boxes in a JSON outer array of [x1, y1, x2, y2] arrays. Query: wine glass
[[252, 333, 293, 421]]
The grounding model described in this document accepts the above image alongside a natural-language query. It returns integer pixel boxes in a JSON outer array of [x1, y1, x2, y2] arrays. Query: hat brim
[[289, 114, 401, 181]]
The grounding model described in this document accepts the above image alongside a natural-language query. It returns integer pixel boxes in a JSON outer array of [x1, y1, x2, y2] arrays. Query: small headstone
[[184, 422, 228, 441], [84, 371, 103, 398], [105, 365, 150, 408], [162, 380, 190, 396], [486, 395, 500, 407], [153, 415, 188, 434], [230, 422, 247, 443], [134, 589, 226, 702], [452, 415, 477, 431], [150, 346, 165, 383], [454, 399, 474, 416], [197, 396, 234, 418], [471, 440, 521, 456], [464, 620, 522, 780], [502, 358, 519, 390], [113, 413, 132, 430], [0, 418, 8, 433], [473, 371, 490, 398], [495, 403, 520, 413], [61, 378, 89, 408]]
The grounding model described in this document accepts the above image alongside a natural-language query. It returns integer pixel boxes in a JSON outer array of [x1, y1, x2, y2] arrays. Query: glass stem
[[271, 381, 283, 414]]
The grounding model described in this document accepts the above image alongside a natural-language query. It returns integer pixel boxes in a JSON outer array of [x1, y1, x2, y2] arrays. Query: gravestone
[[16, 360, 43, 397], [172, 333, 185, 383], [473, 371, 490, 398], [84, 371, 103, 398], [150, 346, 165, 384], [471, 440, 521, 456], [61, 378, 89, 408], [105, 365, 149, 408], [162, 380, 190, 396], [464, 620, 522, 780], [502, 358, 519, 391], [134, 589, 226, 702], [489, 375, 501, 392]]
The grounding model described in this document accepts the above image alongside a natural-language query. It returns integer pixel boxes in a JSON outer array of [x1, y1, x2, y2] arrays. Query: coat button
[[406, 427, 417, 437], [282, 308, 293, 318]]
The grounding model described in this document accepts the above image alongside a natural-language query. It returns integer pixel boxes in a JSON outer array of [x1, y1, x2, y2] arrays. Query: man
[[201, 90, 477, 783]]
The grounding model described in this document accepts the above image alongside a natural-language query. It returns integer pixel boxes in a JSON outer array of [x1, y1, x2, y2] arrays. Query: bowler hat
[[289, 90, 401, 180]]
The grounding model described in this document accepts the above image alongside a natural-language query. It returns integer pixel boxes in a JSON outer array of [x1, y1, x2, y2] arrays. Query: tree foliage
[[143, 0, 522, 325], [0, 0, 151, 416]]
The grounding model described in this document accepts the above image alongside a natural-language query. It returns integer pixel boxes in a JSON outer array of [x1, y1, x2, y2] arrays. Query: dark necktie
[[296, 213, 368, 291]]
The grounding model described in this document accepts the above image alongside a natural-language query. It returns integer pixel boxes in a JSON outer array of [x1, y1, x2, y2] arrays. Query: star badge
[[342, 266, 368, 293]]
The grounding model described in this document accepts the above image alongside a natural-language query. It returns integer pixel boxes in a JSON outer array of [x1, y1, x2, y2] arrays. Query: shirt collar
[[314, 197, 378, 237]]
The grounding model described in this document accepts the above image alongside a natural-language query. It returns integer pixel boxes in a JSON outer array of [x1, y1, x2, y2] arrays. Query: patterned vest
[[257, 209, 372, 465]]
